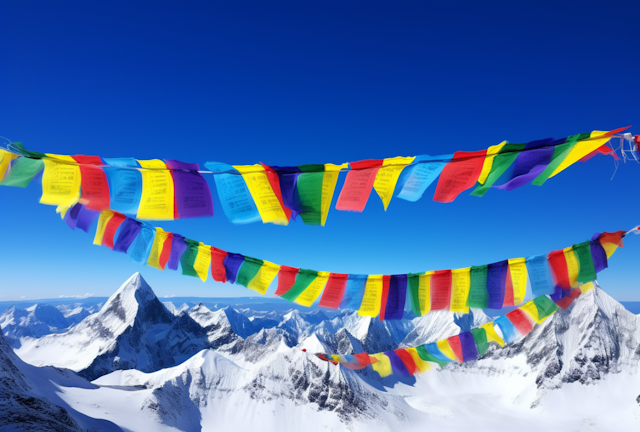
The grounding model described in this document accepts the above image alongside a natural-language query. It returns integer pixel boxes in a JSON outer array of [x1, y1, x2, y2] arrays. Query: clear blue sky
[[1, 1, 639, 301]]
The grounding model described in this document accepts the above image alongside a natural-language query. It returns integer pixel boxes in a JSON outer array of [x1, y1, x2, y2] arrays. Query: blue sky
[[1, 1, 639, 301]]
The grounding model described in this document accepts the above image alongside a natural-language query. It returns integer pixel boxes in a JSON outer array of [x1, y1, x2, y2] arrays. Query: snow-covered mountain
[[0, 304, 81, 348], [5, 274, 640, 431], [0, 327, 123, 431], [15, 273, 210, 380]]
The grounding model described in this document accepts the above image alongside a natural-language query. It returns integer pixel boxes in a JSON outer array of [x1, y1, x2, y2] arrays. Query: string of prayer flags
[[2, 126, 630, 227], [49, 200, 635, 317]]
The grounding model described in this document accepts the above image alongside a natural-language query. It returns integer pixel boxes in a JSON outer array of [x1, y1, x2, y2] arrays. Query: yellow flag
[[418, 272, 432, 316], [450, 267, 471, 313], [519, 301, 545, 324], [358, 275, 384, 317], [580, 282, 595, 293], [40, 155, 82, 208], [370, 353, 392, 377], [406, 347, 432, 374], [294, 271, 330, 307], [478, 141, 507, 184], [563, 247, 580, 287], [0, 149, 18, 180], [234, 164, 289, 225], [481, 322, 505, 347], [372, 156, 416, 211], [601, 242, 618, 259], [437, 340, 457, 361], [248, 261, 281, 295], [93, 210, 114, 246], [136, 159, 174, 220], [193, 243, 212, 282], [508, 258, 528, 306], [549, 131, 613, 178], [147, 227, 169, 270], [321, 163, 347, 226]]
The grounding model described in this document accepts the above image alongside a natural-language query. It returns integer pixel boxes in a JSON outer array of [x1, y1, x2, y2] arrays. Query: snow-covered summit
[[16, 273, 209, 380]]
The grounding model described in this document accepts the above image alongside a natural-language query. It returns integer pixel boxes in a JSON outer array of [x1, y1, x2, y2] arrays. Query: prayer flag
[[137, 159, 175, 220], [147, 227, 170, 270], [180, 239, 200, 278], [320, 163, 347, 226], [340, 274, 368, 310], [599, 231, 625, 259], [433, 149, 487, 203], [393, 349, 418, 375], [259, 163, 291, 222], [280, 269, 317, 302], [103, 158, 142, 215], [335, 159, 383, 212], [0, 157, 44, 188], [494, 316, 518, 343], [563, 247, 580, 287], [471, 143, 525, 197], [486, 260, 508, 309], [430, 270, 452, 311], [480, 322, 505, 347], [129, 225, 156, 264], [372, 156, 415, 210], [396, 155, 451, 202], [318, 273, 348, 309], [416, 345, 449, 367], [470, 327, 489, 355], [424, 343, 456, 364], [210, 247, 228, 283], [223, 253, 245, 284], [247, 260, 280, 295], [295, 166, 324, 225], [447, 336, 464, 363], [459, 331, 479, 362], [468, 265, 489, 309], [370, 353, 392, 378], [167, 233, 187, 271], [451, 267, 471, 313], [102, 212, 127, 249], [93, 210, 114, 246], [236, 257, 264, 288], [294, 271, 331, 307], [72, 155, 110, 211], [573, 241, 597, 283], [590, 235, 608, 273], [205, 162, 261, 224], [112, 218, 142, 254], [506, 308, 534, 336], [274, 265, 299, 296], [406, 347, 432, 373], [385, 350, 411, 377], [193, 243, 212, 282], [526, 255, 555, 296], [384, 275, 406, 320], [508, 258, 527, 306], [41, 155, 82, 208], [358, 275, 384, 317], [233, 164, 289, 225], [165, 159, 214, 219]]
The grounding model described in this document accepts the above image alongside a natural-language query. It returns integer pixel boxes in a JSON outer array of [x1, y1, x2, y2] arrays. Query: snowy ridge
[[5, 274, 640, 431]]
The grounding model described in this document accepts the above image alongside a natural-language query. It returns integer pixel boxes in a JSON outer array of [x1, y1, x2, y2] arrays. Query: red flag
[[433, 150, 487, 203]]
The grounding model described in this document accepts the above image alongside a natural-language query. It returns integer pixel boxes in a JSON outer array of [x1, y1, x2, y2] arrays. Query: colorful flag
[[136, 159, 175, 220], [433, 150, 487, 202], [335, 159, 383, 212]]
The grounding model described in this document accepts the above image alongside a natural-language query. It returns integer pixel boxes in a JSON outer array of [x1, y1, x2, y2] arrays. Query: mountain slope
[[16, 273, 210, 380], [0, 327, 122, 431]]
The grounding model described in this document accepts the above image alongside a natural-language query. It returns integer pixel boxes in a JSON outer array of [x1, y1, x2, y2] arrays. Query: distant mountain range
[[2, 273, 640, 431]]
